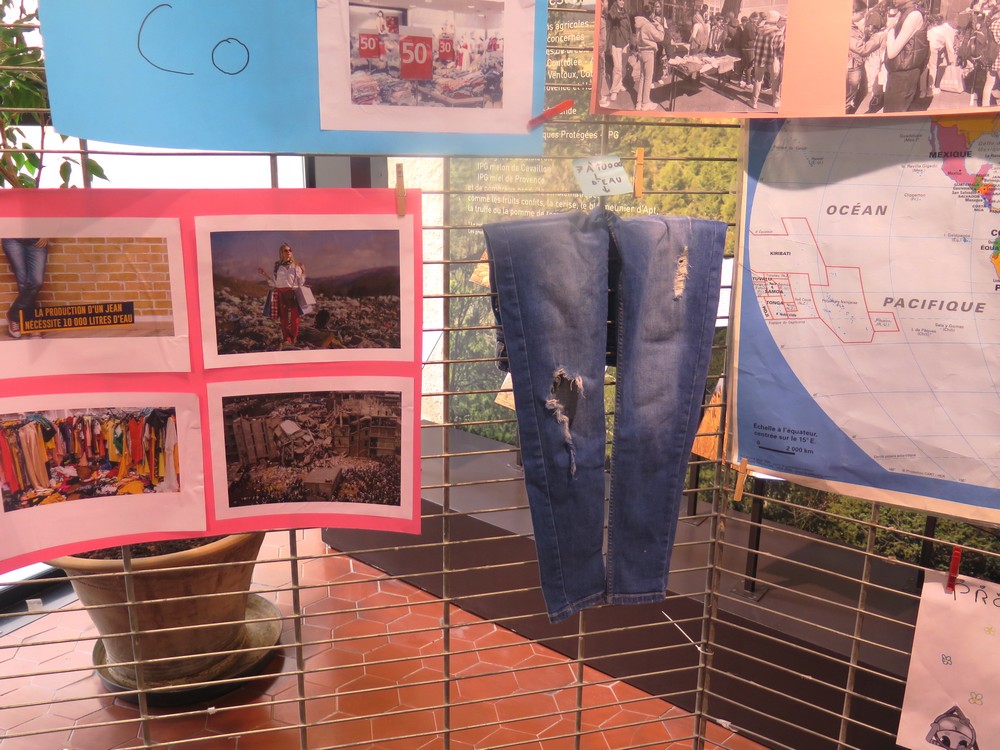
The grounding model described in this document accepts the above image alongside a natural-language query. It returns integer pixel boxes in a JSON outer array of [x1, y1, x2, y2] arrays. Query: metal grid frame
[[1, 6, 995, 750]]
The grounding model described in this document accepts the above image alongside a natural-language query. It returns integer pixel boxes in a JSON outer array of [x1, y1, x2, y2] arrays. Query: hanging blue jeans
[[483, 210, 727, 622], [2, 238, 48, 322]]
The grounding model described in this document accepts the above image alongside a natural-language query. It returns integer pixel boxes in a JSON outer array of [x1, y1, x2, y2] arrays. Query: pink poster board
[[0, 188, 422, 573]]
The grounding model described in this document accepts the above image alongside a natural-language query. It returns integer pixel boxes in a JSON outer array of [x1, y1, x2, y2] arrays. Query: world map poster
[[731, 115, 1000, 523]]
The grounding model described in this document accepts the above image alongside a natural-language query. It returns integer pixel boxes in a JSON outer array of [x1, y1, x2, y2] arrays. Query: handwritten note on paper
[[896, 569, 999, 749], [573, 156, 632, 197]]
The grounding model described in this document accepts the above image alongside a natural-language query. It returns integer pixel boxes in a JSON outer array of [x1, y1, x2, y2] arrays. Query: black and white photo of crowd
[[222, 390, 403, 509], [848, 0, 1000, 114], [210, 228, 401, 355], [595, 0, 789, 114]]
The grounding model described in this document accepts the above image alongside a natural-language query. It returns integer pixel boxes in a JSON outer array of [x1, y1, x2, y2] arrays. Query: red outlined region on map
[[749, 217, 899, 344]]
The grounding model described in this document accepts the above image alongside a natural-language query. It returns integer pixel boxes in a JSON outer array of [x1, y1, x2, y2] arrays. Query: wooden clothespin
[[633, 148, 645, 199], [395, 163, 406, 217], [731, 457, 750, 505], [945, 546, 963, 593]]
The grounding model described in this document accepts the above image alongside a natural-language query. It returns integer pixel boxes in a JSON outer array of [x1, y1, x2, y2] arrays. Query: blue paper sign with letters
[[38, 0, 545, 156]]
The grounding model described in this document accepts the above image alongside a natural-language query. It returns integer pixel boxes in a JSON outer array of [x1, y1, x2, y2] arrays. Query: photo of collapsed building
[[348, 0, 504, 107], [222, 390, 402, 508]]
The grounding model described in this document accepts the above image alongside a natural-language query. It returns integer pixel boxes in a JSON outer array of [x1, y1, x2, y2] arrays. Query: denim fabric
[[483, 210, 726, 622], [2, 238, 47, 320]]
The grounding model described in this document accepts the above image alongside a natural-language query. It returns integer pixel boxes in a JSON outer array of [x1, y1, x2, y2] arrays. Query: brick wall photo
[[0, 236, 173, 320]]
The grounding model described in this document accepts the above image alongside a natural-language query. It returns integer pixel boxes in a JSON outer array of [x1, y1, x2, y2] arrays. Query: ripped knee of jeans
[[546, 368, 584, 476], [674, 245, 689, 299]]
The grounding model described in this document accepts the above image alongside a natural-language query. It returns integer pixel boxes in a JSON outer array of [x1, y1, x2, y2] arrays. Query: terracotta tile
[[453, 670, 520, 703], [0, 656, 44, 681], [230, 725, 304, 749], [303, 641, 364, 673], [0, 645, 16, 665], [661, 705, 698, 740], [337, 673, 400, 718], [579, 726, 615, 750], [68, 714, 144, 748], [475, 725, 552, 750], [474, 641, 535, 671], [48, 676, 115, 721], [301, 594, 357, 619], [305, 711, 373, 748], [0, 683, 56, 730], [376, 735, 446, 750], [511, 662, 577, 693], [626, 716, 679, 747], [451, 695, 500, 732], [332, 617, 390, 654], [495, 691, 562, 725], [203, 702, 276, 734], [291, 688, 346, 725], [396, 677, 445, 712], [371, 706, 441, 742], [0, 714, 74, 748], [449, 721, 501, 749], [299, 555, 353, 584], [327, 578, 382, 604], [28, 654, 94, 691], [358, 588, 411, 613]]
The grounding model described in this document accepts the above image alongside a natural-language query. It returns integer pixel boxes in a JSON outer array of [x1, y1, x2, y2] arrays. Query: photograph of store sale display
[[345, 0, 504, 108], [0, 404, 181, 513], [207, 227, 402, 357]]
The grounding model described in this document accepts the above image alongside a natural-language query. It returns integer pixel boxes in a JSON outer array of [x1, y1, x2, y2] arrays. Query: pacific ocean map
[[734, 116, 1000, 519]]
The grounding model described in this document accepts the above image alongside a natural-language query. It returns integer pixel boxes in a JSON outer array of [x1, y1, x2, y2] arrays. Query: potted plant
[[47, 532, 282, 704]]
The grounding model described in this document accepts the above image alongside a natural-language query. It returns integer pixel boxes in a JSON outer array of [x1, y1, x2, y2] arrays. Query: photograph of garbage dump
[[209, 227, 401, 355], [221, 390, 403, 509], [347, 0, 504, 108]]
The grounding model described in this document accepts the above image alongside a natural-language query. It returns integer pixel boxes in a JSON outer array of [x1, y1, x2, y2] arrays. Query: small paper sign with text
[[573, 156, 632, 197]]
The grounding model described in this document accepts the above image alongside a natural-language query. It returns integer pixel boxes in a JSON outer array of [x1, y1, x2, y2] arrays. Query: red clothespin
[[527, 99, 574, 130], [945, 546, 962, 592]]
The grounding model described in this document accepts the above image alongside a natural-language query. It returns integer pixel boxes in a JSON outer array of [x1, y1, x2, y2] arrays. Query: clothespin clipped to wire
[[395, 163, 406, 217], [945, 546, 963, 593], [731, 457, 750, 504], [527, 98, 574, 130], [633, 148, 645, 199]]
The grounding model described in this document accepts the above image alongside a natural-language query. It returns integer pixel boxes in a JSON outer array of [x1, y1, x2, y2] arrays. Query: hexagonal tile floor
[[0, 530, 770, 749]]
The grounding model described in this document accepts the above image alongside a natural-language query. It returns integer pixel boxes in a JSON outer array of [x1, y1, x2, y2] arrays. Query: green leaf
[[59, 160, 72, 187], [85, 158, 108, 181]]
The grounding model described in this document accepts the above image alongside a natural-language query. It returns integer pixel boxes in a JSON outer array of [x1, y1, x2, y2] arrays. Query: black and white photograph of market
[[596, 0, 790, 114]]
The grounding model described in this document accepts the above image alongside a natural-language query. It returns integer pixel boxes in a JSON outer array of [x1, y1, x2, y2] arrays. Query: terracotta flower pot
[[47, 533, 277, 696]]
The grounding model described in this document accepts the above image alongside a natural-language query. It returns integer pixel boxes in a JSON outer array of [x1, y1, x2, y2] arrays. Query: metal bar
[[288, 531, 311, 749]]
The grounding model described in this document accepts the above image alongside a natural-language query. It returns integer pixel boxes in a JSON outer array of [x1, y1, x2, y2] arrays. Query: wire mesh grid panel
[[4, 2, 996, 750]]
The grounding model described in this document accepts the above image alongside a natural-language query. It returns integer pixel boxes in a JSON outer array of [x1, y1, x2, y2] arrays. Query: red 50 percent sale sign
[[399, 27, 433, 80], [358, 31, 380, 59]]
